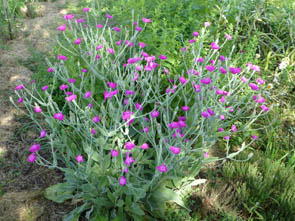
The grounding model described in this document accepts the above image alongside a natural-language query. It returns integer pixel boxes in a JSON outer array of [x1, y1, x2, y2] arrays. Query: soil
[[0, 1, 79, 220]]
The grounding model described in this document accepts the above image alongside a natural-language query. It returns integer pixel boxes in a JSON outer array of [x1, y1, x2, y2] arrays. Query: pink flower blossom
[[57, 24, 66, 31], [151, 110, 159, 118], [200, 77, 211, 85], [15, 84, 24, 90], [220, 56, 226, 61], [119, 176, 127, 185], [157, 163, 167, 172], [125, 142, 135, 150], [249, 83, 259, 91], [92, 115, 100, 123], [116, 40, 122, 45], [64, 14, 74, 20], [224, 136, 231, 140], [40, 130, 46, 138], [211, 42, 220, 50], [113, 26, 121, 32], [204, 22, 211, 27], [189, 39, 196, 43], [141, 143, 149, 149], [91, 128, 97, 135], [107, 48, 114, 54], [138, 42, 146, 48], [232, 125, 237, 132], [34, 106, 42, 113], [225, 33, 232, 40], [229, 67, 241, 74], [96, 44, 103, 50], [27, 153, 36, 163], [204, 152, 209, 158], [218, 128, 224, 132], [193, 31, 199, 37], [96, 24, 103, 28], [202, 112, 210, 118], [142, 127, 149, 133], [127, 57, 141, 64], [123, 98, 129, 106], [219, 96, 226, 103], [135, 102, 143, 111], [60, 84, 68, 90], [179, 76, 187, 84], [83, 8, 90, 12], [84, 91, 92, 98], [207, 108, 215, 116], [219, 115, 225, 120], [252, 135, 258, 140], [30, 143, 40, 152], [68, 78, 76, 83], [159, 54, 167, 60], [206, 65, 215, 72], [142, 17, 151, 23], [107, 82, 117, 88], [182, 106, 189, 111], [261, 105, 269, 112], [48, 67, 54, 72], [170, 146, 181, 155], [66, 94, 77, 102], [111, 150, 119, 157], [219, 67, 227, 74], [256, 97, 265, 103], [196, 57, 204, 63], [74, 38, 82, 45], [135, 26, 142, 32], [58, 54, 67, 61], [18, 97, 23, 103], [106, 14, 113, 19], [256, 78, 265, 85], [241, 76, 248, 82], [53, 113, 65, 121], [76, 155, 83, 163], [81, 69, 88, 73]]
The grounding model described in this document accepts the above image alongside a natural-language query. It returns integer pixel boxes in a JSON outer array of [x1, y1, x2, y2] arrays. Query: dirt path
[[0, 1, 78, 220]]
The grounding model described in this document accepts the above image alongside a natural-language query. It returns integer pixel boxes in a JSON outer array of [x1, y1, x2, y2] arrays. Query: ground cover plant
[[10, 6, 272, 220]]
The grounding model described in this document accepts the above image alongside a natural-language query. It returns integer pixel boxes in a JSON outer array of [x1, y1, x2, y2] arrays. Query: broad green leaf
[[130, 203, 145, 216], [44, 183, 74, 203]]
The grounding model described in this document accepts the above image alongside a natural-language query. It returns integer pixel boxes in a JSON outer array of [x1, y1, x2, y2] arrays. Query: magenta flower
[[40, 130, 46, 138], [96, 44, 103, 50], [252, 135, 258, 140], [76, 155, 83, 163], [219, 96, 226, 103], [106, 14, 113, 19], [142, 17, 151, 23], [151, 110, 159, 118], [220, 56, 226, 61], [135, 26, 142, 32], [27, 153, 36, 163], [84, 91, 92, 99], [204, 152, 209, 158], [241, 76, 248, 82], [256, 97, 265, 103], [65, 91, 73, 96], [116, 40, 122, 45], [261, 105, 269, 112], [206, 65, 215, 72], [179, 76, 187, 84], [123, 98, 129, 106], [135, 102, 143, 111], [207, 108, 215, 116], [60, 84, 68, 90], [196, 57, 204, 63], [133, 73, 139, 82], [141, 143, 149, 149], [88, 103, 93, 108], [58, 54, 67, 61], [96, 55, 101, 60], [170, 146, 181, 155], [90, 128, 97, 135], [125, 90, 135, 96], [96, 24, 103, 28], [15, 84, 24, 90], [256, 78, 265, 85], [224, 136, 231, 140], [57, 24, 66, 31], [189, 39, 196, 43], [107, 82, 117, 88], [249, 83, 259, 91], [211, 42, 220, 50], [30, 143, 40, 152], [159, 54, 167, 60], [18, 97, 23, 103], [111, 150, 119, 157], [202, 112, 210, 118], [219, 67, 227, 74], [200, 77, 211, 85], [204, 22, 211, 27], [220, 115, 225, 120], [138, 42, 146, 48], [48, 67, 54, 72], [127, 57, 141, 64], [225, 33, 232, 40], [229, 67, 241, 74], [125, 142, 135, 150], [34, 106, 42, 113], [168, 122, 179, 129], [83, 8, 90, 12], [193, 31, 199, 37], [68, 78, 76, 84], [142, 127, 149, 133], [119, 176, 127, 186], [182, 106, 189, 111], [232, 125, 237, 132], [74, 38, 82, 45], [81, 69, 88, 73], [216, 89, 223, 95], [107, 48, 114, 54], [66, 94, 77, 102], [64, 14, 74, 20], [53, 113, 65, 121], [157, 163, 167, 173], [92, 115, 100, 123], [113, 26, 121, 32], [218, 128, 224, 132]]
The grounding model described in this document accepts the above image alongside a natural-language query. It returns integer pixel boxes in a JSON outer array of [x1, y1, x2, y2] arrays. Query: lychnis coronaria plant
[[12, 7, 269, 220]]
